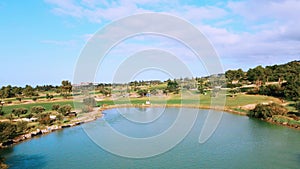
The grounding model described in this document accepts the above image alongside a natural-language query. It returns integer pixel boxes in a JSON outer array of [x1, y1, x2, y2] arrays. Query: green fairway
[[95, 93, 280, 108], [1, 101, 77, 116]]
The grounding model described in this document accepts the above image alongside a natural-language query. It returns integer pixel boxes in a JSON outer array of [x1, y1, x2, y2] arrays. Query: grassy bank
[[1, 101, 76, 116]]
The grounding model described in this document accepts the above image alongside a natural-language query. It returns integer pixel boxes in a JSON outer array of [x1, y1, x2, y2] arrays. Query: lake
[[1, 107, 300, 169]]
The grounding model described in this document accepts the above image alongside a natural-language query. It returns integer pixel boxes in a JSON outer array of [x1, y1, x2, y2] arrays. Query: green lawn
[[96, 93, 280, 108], [224, 94, 280, 107], [1, 101, 77, 116], [1, 93, 281, 117]]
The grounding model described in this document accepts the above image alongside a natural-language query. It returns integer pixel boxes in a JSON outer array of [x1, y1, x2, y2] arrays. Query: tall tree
[[197, 78, 205, 94], [247, 66, 265, 86], [61, 80, 72, 98], [166, 79, 180, 94], [23, 85, 35, 97]]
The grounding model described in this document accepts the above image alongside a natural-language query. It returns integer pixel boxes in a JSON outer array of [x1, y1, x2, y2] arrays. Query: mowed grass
[[96, 93, 280, 107], [2, 101, 78, 115], [1, 93, 280, 116], [224, 94, 280, 107]]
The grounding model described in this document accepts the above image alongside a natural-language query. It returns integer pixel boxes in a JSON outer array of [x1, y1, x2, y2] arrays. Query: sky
[[0, 0, 299, 86]]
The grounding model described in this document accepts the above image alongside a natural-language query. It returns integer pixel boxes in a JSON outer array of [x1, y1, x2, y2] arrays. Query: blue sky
[[0, 0, 299, 86]]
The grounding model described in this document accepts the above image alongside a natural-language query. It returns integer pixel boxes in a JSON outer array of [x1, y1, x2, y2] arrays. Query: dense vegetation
[[249, 103, 288, 119], [225, 60, 300, 101]]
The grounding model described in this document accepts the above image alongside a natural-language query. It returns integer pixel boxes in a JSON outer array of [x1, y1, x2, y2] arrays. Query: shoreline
[[0, 103, 298, 149]]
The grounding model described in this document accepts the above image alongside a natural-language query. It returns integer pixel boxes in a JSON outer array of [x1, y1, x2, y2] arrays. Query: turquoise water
[[1, 108, 300, 169]]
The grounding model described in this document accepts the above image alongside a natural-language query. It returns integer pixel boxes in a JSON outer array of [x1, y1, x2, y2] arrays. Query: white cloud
[[44, 0, 300, 71], [45, 0, 84, 18]]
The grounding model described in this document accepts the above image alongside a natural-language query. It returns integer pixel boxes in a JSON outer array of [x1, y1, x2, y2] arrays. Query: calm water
[[1, 108, 300, 169]]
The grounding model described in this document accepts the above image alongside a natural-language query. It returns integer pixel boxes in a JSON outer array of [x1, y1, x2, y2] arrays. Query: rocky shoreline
[[0, 108, 102, 149], [265, 117, 300, 130]]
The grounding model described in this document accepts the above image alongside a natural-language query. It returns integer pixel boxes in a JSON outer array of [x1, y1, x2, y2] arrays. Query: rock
[[13, 135, 25, 143], [282, 122, 288, 125], [75, 122, 83, 125], [24, 133, 31, 139], [41, 129, 49, 134], [31, 129, 42, 137], [2, 140, 13, 146], [61, 125, 71, 128]]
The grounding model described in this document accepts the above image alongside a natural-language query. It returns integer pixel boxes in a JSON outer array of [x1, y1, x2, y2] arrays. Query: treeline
[[225, 60, 300, 100], [0, 80, 72, 100]]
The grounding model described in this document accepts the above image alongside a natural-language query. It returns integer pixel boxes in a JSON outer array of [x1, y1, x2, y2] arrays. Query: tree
[[83, 97, 97, 107], [52, 104, 60, 111], [229, 88, 240, 97], [58, 104, 72, 116], [12, 108, 28, 117], [247, 66, 265, 86], [0, 122, 17, 143], [82, 97, 97, 113], [166, 79, 179, 94], [137, 89, 148, 97], [23, 85, 36, 97], [0, 85, 13, 98], [249, 103, 288, 119], [99, 87, 111, 96], [16, 121, 28, 134], [225, 69, 244, 84], [30, 106, 45, 114], [0, 101, 4, 116], [61, 80, 72, 98], [283, 75, 300, 101], [38, 113, 52, 125], [197, 78, 205, 94], [46, 93, 54, 100], [295, 102, 300, 113], [11, 86, 22, 97]]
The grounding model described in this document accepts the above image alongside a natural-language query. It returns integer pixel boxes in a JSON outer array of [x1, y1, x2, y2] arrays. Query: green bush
[[52, 104, 60, 111], [249, 103, 288, 119], [58, 104, 72, 116], [31, 106, 45, 114], [12, 108, 28, 117], [83, 97, 96, 107], [0, 122, 17, 143]]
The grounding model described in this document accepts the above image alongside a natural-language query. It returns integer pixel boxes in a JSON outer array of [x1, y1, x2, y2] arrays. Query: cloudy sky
[[0, 0, 299, 86]]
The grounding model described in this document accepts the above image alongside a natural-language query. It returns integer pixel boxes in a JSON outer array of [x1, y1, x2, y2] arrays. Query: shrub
[[52, 104, 60, 111], [30, 106, 45, 114], [58, 104, 72, 116], [249, 103, 288, 119], [16, 121, 28, 134], [38, 113, 52, 125], [83, 97, 96, 107], [0, 122, 17, 143], [46, 93, 54, 100], [12, 108, 28, 117], [295, 101, 300, 113], [25, 113, 34, 118]]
